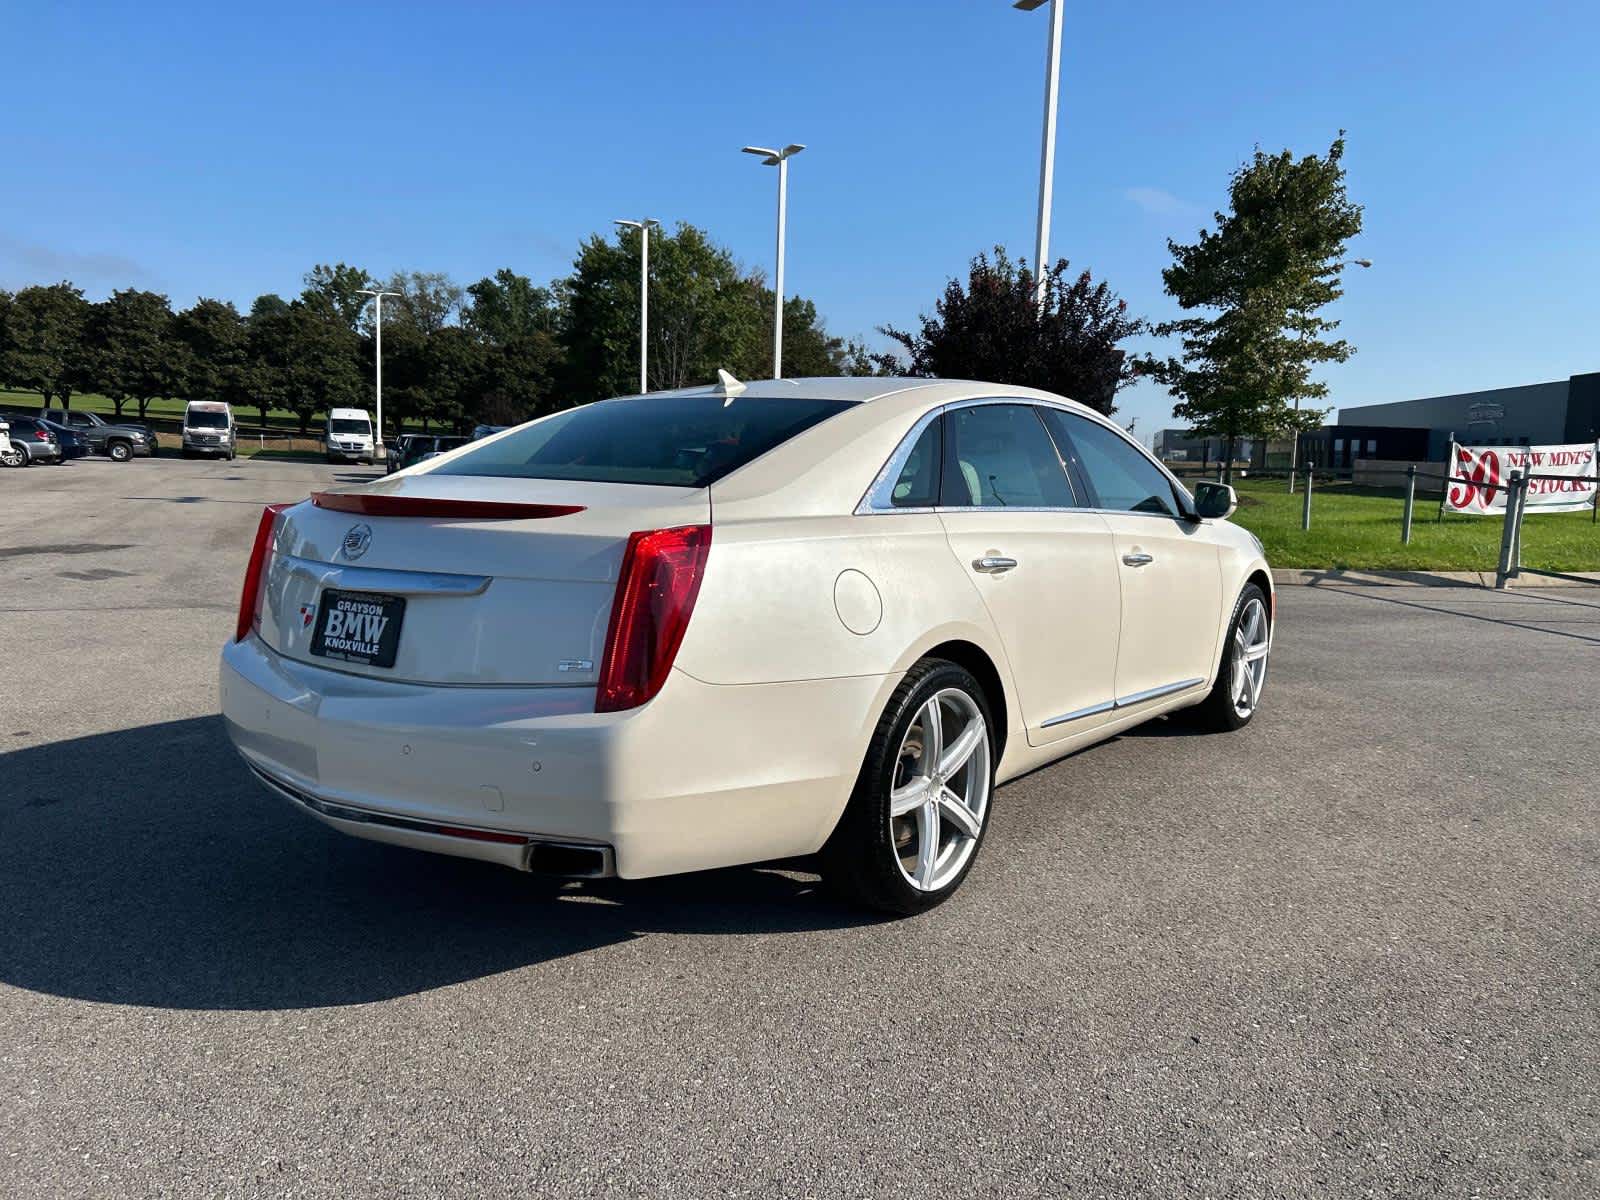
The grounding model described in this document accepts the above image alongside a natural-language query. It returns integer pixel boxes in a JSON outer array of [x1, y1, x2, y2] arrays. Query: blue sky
[[4, 0, 1596, 439]]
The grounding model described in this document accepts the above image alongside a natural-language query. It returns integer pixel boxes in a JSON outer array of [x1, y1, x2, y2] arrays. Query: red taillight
[[33, 430, 50, 441], [235, 503, 291, 642], [595, 524, 712, 713]]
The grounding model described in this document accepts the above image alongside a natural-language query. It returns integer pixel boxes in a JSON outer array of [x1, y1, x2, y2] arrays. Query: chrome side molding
[[1041, 677, 1206, 729], [1115, 677, 1205, 708]]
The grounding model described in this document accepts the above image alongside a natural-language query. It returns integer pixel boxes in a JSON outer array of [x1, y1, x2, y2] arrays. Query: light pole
[[1014, 0, 1065, 307], [741, 143, 805, 378], [1287, 258, 1372, 491], [614, 218, 659, 394], [357, 288, 400, 458]]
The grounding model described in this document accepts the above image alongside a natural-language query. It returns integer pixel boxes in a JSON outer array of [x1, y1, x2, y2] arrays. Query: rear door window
[[431, 395, 855, 487], [940, 404, 1076, 508]]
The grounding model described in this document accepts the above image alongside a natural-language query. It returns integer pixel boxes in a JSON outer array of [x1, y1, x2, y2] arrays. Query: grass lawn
[[0, 388, 323, 433], [1229, 477, 1600, 572]]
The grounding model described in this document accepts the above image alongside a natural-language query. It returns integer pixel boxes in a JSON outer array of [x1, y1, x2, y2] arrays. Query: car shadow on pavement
[[0, 717, 872, 1012]]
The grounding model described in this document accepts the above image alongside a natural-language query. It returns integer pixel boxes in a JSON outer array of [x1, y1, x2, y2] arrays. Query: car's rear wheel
[[1189, 583, 1271, 732], [107, 440, 132, 462], [821, 659, 995, 915]]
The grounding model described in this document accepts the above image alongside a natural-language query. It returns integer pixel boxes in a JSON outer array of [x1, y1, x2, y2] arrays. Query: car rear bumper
[[220, 634, 890, 879]]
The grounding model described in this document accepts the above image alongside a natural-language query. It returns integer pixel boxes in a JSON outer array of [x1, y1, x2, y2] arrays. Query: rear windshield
[[430, 395, 856, 487], [331, 418, 370, 435], [188, 410, 229, 428]]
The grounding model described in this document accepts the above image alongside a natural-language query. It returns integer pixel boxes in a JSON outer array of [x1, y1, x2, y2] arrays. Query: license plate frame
[[309, 589, 406, 669]]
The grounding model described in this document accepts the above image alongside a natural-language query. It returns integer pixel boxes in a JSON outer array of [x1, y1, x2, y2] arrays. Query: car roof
[[637, 375, 1105, 414]]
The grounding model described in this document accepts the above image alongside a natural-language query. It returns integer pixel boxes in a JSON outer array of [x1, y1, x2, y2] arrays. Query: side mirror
[[1192, 481, 1237, 520]]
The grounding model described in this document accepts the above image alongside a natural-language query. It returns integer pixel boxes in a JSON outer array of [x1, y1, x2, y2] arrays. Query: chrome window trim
[[855, 395, 1197, 517]]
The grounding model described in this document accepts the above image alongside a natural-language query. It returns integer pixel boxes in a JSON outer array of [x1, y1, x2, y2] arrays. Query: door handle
[[1122, 552, 1154, 567], [972, 556, 1018, 574]]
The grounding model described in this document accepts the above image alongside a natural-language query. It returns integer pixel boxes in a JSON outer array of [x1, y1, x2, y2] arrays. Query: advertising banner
[[1445, 442, 1599, 515]]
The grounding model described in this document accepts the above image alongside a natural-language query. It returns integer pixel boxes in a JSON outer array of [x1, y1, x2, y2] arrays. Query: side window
[[888, 418, 942, 508], [1043, 410, 1179, 517], [941, 404, 1075, 508]]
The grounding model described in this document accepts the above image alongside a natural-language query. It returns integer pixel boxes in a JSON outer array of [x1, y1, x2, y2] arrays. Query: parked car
[[386, 433, 469, 474], [471, 423, 509, 441], [39, 408, 158, 461], [0, 418, 25, 468], [222, 377, 1272, 914], [181, 400, 238, 459], [0, 414, 63, 464], [37, 418, 91, 461]]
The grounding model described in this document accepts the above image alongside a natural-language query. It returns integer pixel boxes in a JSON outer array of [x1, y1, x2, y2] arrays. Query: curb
[[1272, 568, 1600, 589]]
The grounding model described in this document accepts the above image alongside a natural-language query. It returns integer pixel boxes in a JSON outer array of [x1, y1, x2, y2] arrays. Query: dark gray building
[[1338, 371, 1600, 459], [1152, 429, 1260, 463]]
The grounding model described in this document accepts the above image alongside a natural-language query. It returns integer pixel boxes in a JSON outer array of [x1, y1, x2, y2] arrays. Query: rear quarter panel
[[675, 512, 1001, 686]]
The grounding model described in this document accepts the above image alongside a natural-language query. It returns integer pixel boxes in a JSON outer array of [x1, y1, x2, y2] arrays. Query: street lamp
[[1014, 0, 1065, 307], [1288, 257, 1373, 490], [357, 288, 400, 459], [741, 143, 805, 378], [614, 218, 660, 395]]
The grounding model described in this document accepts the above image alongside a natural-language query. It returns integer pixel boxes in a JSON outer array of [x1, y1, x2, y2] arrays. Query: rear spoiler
[[310, 493, 585, 520]]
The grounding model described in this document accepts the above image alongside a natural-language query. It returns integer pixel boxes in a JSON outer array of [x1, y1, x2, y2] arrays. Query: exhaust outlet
[[525, 840, 616, 879]]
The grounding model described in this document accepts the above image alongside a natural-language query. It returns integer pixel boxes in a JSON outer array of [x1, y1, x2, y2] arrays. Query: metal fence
[[1172, 462, 1599, 586], [1491, 469, 1600, 588]]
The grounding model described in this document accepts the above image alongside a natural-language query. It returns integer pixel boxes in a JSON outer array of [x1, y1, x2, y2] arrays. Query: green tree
[[173, 299, 249, 415], [465, 269, 562, 343], [422, 326, 488, 432], [1140, 135, 1364, 481], [464, 269, 564, 422], [251, 299, 364, 434], [4, 282, 92, 408], [242, 294, 293, 427], [0, 289, 13, 388], [303, 263, 375, 331], [382, 270, 464, 335], [880, 247, 1146, 415], [563, 223, 853, 399], [87, 289, 179, 419]]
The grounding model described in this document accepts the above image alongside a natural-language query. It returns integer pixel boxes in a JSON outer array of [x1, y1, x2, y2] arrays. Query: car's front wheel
[[107, 440, 133, 462], [1189, 583, 1271, 732], [821, 659, 995, 915]]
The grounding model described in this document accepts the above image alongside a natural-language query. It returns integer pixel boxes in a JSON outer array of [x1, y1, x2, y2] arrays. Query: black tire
[[820, 658, 997, 915], [107, 440, 133, 463], [1, 447, 24, 469], [1188, 582, 1272, 732]]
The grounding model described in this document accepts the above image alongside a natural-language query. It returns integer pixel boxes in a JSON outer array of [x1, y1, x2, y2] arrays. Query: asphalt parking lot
[[2, 456, 1597, 1198]]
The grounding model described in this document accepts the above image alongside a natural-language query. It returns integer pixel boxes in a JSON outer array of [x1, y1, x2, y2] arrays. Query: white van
[[325, 408, 375, 464], [182, 400, 237, 460]]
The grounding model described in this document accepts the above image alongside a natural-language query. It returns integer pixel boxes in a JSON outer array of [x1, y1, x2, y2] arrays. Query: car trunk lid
[[259, 474, 709, 687]]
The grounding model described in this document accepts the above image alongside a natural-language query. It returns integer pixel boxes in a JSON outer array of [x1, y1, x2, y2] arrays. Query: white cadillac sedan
[[221, 377, 1272, 913]]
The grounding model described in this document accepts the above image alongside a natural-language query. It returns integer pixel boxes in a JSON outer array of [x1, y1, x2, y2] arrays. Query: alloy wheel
[[888, 688, 990, 892], [1231, 597, 1270, 718]]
